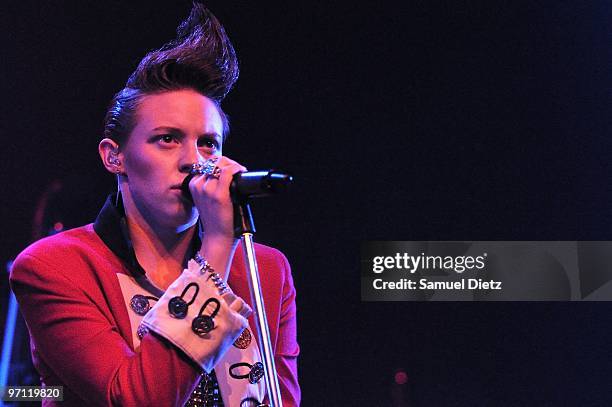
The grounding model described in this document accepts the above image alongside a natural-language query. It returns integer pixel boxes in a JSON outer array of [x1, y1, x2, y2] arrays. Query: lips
[[170, 185, 184, 195], [171, 184, 192, 202], [170, 179, 187, 189]]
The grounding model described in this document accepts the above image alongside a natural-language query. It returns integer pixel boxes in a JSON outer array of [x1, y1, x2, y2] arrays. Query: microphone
[[181, 170, 293, 203]]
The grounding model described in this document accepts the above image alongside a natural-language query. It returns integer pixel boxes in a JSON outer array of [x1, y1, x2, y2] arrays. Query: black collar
[[93, 193, 201, 278]]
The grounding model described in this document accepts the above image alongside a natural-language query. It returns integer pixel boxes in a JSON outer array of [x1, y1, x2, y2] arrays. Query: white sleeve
[[141, 260, 251, 373]]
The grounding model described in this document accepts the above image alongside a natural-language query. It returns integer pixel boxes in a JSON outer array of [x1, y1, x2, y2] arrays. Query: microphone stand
[[184, 168, 292, 404], [232, 171, 291, 407], [182, 169, 290, 406]]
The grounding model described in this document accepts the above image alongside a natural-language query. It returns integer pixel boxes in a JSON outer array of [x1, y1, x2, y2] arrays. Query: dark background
[[2, 1, 612, 405]]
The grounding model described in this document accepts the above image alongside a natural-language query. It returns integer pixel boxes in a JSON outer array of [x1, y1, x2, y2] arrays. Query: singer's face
[[120, 89, 223, 229]]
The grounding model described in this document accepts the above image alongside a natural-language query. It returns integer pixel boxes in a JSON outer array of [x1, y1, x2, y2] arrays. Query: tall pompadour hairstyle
[[103, 2, 239, 145]]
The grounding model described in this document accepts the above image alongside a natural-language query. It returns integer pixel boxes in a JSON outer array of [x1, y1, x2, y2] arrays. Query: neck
[[120, 190, 196, 290]]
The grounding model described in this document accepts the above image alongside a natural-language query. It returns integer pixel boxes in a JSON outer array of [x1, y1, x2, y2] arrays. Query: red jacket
[[10, 223, 300, 406]]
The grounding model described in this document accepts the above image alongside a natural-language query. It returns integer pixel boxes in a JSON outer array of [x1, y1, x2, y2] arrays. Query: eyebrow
[[151, 126, 222, 140]]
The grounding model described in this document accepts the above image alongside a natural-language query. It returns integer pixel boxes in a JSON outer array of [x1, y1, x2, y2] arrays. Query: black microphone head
[[265, 171, 293, 193], [230, 170, 293, 202], [180, 173, 196, 203]]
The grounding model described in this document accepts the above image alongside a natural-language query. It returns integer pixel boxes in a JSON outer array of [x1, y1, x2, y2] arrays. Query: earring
[[112, 159, 121, 174], [110, 153, 121, 173]]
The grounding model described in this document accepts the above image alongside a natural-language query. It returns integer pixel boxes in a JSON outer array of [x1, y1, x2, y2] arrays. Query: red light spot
[[394, 370, 408, 385], [53, 222, 64, 232]]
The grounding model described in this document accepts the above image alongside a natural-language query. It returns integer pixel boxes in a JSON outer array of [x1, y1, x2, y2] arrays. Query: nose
[[179, 142, 203, 174]]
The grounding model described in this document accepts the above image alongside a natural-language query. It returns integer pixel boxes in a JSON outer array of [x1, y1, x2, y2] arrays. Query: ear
[[98, 138, 125, 175]]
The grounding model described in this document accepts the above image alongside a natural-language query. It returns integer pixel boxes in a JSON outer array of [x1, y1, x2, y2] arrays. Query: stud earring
[[110, 159, 122, 174], [110, 154, 122, 173]]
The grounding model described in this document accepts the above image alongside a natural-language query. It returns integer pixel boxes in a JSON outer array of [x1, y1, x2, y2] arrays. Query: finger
[[214, 162, 247, 189], [229, 296, 252, 318], [187, 157, 247, 204], [187, 157, 227, 193], [188, 171, 209, 196], [212, 156, 247, 173], [213, 155, 243, 168], [190, 157, 245, 187]]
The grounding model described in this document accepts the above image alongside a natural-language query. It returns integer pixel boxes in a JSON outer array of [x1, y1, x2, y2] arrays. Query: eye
[[198, 137, 220, 151], [158, 134, 177, 144]]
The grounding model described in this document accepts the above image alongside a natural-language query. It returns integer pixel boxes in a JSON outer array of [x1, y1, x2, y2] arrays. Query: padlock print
[[192, 297, 221, 335], [168, 282, 200, 319]]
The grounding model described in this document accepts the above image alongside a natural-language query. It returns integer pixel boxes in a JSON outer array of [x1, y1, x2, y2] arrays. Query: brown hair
[[103, 3, 239, 145]]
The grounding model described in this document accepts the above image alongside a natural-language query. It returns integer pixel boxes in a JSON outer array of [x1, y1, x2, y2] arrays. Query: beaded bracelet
[[193, 252, 230, 295], [194, 252, 215, 274]]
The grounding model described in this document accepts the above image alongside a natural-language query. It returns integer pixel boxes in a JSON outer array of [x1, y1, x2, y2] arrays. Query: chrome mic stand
[[231, 170, 292, 407]]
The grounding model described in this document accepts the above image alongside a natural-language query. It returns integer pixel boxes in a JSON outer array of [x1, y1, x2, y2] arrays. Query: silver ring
[[209, 166, 222, 180], [189, 158, 219, 176]]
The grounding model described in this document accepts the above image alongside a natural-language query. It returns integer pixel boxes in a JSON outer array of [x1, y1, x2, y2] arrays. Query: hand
[[189, 156, 247, 277]]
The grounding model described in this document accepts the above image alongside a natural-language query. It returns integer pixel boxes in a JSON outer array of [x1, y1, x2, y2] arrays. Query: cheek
[[126, 153, 154, 176]]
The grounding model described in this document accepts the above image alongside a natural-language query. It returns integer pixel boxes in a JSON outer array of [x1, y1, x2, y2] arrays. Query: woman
[[10, 4, 299, 406]]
